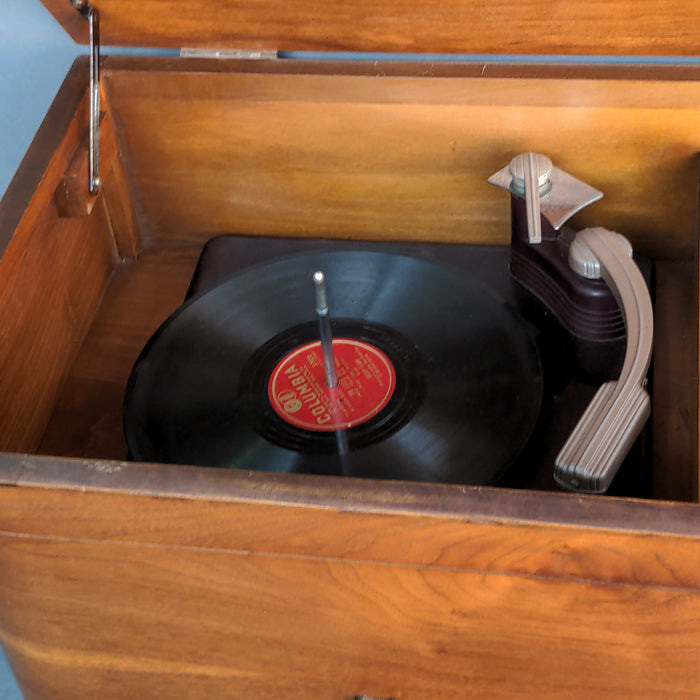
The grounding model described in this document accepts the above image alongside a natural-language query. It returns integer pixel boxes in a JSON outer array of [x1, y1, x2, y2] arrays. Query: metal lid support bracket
[[71, 0, 101, 195]]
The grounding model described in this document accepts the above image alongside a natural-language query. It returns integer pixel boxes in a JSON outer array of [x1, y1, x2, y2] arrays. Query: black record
[[124, 250, 542, 485]]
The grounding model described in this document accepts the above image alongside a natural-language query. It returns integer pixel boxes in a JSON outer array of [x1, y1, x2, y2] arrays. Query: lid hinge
[[71, 0, 101, 195], [180, 48, 278, 60]]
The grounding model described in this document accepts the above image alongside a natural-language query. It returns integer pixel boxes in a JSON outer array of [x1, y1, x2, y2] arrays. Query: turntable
[[123, 153, 653, 496], [0, 1, 699, 697]]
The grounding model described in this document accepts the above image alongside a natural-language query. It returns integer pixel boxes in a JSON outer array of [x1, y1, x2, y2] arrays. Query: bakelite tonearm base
[[489, 153, 653, 493]]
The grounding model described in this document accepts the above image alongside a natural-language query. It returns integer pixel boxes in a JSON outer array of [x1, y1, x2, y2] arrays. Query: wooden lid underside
[[41, 0, 700, 55]]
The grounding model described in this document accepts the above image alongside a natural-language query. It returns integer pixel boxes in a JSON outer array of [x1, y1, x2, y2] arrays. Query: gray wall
[[0, 0, 78, 200]]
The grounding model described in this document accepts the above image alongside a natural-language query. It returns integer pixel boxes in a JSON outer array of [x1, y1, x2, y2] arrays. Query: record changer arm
[[555, 227, 653, 493], [489, 153, 654, 493]]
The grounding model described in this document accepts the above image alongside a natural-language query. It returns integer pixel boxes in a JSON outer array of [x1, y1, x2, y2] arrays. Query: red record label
[[267, 339, 396, 431]]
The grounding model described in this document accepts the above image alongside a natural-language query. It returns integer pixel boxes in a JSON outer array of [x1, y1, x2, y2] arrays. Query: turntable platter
[[124, 250, 542, 485]]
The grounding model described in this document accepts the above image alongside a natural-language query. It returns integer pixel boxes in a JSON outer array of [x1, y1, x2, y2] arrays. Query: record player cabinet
[[0, 1, 699, 697]]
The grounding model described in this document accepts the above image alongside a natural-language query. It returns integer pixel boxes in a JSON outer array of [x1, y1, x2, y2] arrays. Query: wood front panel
[[41, 0, 700, 56], [105, 66, 700, 260], [3, 535, 699, 699], [0, 476, 698, 698]]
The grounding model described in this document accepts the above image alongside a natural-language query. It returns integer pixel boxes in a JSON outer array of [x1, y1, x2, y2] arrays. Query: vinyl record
[[124, 250, 542, 485]]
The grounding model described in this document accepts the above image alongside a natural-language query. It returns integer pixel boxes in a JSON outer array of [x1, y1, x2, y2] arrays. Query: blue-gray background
[[0, 0, 78, 202]]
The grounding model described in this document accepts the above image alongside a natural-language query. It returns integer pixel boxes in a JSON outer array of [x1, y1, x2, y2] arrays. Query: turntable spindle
[[313, 270, 339, 389], [313, 270, 349, 458]]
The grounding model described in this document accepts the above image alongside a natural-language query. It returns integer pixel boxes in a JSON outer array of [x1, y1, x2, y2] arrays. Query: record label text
[[267, 339, 396, 431]]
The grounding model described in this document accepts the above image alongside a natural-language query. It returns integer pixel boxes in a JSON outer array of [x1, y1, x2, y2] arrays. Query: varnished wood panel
[[3, 535, 699, 699], [105, 67, 700, 260], [0, 199, 117, 452], [5, 453, 700, 537], [0, 82, 125, 452], [0, 475, 698, 698], [653, 261, 699, 502], [40, 0, 700, 56], [0, 68, 142, 453], [101, 149, 142, 258], [2, 465, 700, 585], [38, 246, 202, 459]]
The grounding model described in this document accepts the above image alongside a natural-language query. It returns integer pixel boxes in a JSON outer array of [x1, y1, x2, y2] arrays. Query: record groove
[[124, 250, 543, 485]]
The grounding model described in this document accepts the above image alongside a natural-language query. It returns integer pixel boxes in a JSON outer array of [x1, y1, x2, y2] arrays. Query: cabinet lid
[[41, 0, 699, 56]]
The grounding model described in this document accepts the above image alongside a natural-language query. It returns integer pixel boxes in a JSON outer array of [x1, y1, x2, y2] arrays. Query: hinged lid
[[41, 0, 699, 56]]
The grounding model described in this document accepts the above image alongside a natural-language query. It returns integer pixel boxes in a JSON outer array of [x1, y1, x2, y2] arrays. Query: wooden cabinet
[[0, 1, 698, 697]]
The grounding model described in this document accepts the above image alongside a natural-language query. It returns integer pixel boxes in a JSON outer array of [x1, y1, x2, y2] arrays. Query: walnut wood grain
[[104, 65, 700, 260], [40, 0, 700, 56], [3, 532, 697, 698], [37, 246, 202, 459], [653, 261, 699, 502], [0, 69, 140, 453], [3, 454, 700, 541], [53, 109, 117, 219], [0, 475, 698, 698], [0, 82, 122, 452], [0, 201, 118, 452], [52, 130, 102, 219], [101, 146, 142, 258]]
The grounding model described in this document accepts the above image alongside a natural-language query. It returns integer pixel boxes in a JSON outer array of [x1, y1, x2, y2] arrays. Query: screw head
[[508, 152, 552, 195]]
